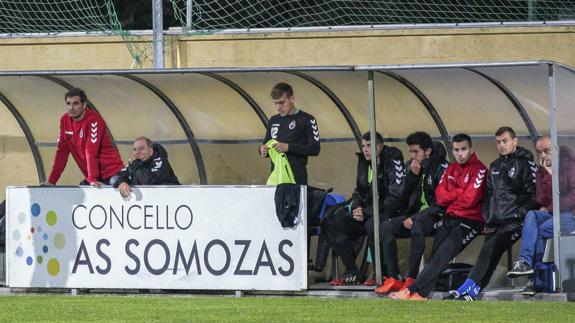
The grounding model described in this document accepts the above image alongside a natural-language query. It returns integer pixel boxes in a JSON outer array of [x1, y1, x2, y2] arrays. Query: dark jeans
[[409, 216, 483, 297], [468, 221, 522, 289], [381, 207, 441, 280]]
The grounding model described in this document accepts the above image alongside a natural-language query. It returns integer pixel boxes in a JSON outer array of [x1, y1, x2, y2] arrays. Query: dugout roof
[[0, 62, 573, 196]]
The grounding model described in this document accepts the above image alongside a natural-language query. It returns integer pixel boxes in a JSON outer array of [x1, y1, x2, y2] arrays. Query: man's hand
[[352, 207, 364, 222], [403, 217, 413, 230], [540, 156, 552, 175], [118, 182, 132, 199], [410, 159, 421, 175], [259, 144, 269, 157], [543, 160, 552, 176], [273, 142, 289, 153], [40, 182, 54, 187], [90, 181, 104, 188]]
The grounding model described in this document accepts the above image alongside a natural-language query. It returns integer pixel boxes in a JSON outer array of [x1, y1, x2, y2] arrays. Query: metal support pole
[[528, 0, 535, 21], [549, 63, 561, 290], [186, 0, 193, 31], [153, 0, 164, 69], [368, 71, 383, 286]]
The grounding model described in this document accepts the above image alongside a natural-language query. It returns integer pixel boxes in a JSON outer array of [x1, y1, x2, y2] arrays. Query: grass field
[[0, 295, 573, 322]]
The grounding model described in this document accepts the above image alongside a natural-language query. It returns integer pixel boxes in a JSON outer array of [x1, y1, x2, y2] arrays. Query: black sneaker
[[456, 294, 476, 301], [344, 273, 360, 285], [443, 290, 460, 300], [508, 259, 534, 278], [521, 280, 537, 296]]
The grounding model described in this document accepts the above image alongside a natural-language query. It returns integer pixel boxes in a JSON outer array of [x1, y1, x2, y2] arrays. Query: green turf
[[0, 295, 572, 322]]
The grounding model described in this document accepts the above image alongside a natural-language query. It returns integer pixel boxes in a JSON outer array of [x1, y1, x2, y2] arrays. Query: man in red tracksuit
[[43, 88, 124, 187], [390, 133, 487, 300]]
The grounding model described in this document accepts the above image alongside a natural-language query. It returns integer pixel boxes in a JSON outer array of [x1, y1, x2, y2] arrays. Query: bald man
[[507, 136, 575, 295]]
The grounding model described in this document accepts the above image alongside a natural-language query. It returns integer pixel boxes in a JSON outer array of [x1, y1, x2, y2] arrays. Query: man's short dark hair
[[362, 131, 383, 144], [406, 131, 432, 150], [495, 126, 516, 138], [271, 83, 294, 100], [65, 88, 88, 103], [452, 133, 472, 147], [134, 136, 153, 148]]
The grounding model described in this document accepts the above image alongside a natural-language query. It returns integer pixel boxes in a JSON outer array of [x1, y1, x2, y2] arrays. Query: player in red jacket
[[389, 133, 487, 300], [43, 88, 124, 187]]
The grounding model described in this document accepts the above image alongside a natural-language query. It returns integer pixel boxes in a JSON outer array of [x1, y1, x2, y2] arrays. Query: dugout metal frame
[[0, 61, 572, 291]]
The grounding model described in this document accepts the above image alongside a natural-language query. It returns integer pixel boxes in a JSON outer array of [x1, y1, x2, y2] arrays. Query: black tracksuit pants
[[409, 216, 483, 297], [468, 221, 522, 289], [380, 208, 441, 280], [322, 207, 376, 275]]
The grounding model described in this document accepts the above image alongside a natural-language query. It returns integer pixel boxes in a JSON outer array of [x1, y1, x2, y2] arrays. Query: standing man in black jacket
[[448, 126, 537, 301], [114, 137, 180, 199], [259, 82, 320, 185], [322, 131, 405, 285], [375, 132, 449, 294]]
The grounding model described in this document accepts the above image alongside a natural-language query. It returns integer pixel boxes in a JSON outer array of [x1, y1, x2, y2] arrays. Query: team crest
[[464, 173, 470, 183], [289, 120, 296, 130], [508, 167, 516, 178], [79, 128, 83, 138]]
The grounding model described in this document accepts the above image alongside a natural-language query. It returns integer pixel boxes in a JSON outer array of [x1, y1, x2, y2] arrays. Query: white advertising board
[[6, 186, 307, 290]]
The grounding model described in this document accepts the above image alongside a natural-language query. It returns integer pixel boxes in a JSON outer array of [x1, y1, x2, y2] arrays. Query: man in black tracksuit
[[449, 126, 537, 301], [322, 131, 405, 284], [114, 137, 180, 198], [259, 82, 320, 185], [375, 132, 449, 294]]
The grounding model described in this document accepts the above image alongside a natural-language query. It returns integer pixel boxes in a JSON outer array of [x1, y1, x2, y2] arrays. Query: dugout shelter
[[0, 61, 574, 291]]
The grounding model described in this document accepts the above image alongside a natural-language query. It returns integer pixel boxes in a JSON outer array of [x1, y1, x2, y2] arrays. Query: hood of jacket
[[152, 143, 168, 160], [422, 141, 447, 170], [503, 146, 534, 162]]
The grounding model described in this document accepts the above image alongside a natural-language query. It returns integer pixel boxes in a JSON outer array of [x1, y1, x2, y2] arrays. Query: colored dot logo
[[47, 259, 60, 277], [16, 203, 65, 277], [17, 212, 26, 224], [31, 203, 40, 217], [46, 211, 57, 226], [54, 234, 65, 250]]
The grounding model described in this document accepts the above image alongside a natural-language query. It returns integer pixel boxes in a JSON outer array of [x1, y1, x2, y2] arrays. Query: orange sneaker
[[400, 277, 415, 291], [364, 274, 377, 286], [388, 288, 411, 300], [374, 277, 403, 295], [408, 292, 427, 301], [330, 277, 345, 286]]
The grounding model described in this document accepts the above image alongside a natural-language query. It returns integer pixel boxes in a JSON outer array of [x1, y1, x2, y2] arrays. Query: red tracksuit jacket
[[48, 109, 124, 184], [435, 153, 487, 223]]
